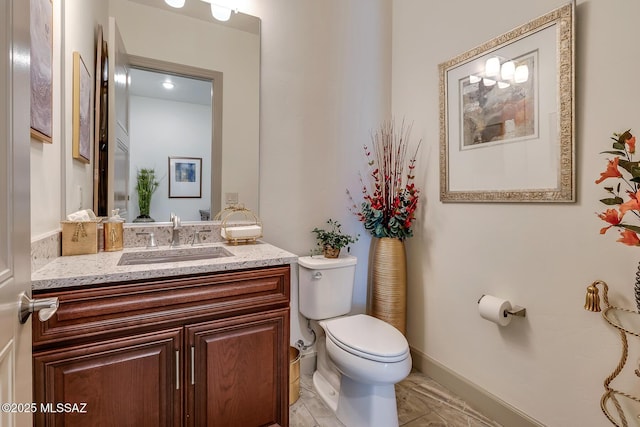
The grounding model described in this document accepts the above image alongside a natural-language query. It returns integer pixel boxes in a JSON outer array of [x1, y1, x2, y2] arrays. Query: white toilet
[[298, 255, 412, 427]]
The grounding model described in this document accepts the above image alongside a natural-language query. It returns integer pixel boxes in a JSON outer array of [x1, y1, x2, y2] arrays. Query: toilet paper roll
[[478, 295, 512, 326]]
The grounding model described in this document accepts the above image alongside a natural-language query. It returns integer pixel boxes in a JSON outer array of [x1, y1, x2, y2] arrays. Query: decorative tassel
[[584, 284, 601, 312]]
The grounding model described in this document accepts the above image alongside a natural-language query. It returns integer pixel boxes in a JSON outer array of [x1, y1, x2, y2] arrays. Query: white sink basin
[[118, 246, 233, 266]]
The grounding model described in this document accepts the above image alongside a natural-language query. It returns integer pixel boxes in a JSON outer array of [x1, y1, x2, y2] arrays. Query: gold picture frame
[[439, 2, 575, 202], [72, 51, 91, 163]]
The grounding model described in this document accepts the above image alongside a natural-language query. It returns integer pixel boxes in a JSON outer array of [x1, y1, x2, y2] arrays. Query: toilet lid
[[323, 314, 409, 363]]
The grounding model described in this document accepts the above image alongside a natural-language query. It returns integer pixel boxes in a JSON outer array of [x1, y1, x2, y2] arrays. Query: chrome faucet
[[170, 213, 181, 247]]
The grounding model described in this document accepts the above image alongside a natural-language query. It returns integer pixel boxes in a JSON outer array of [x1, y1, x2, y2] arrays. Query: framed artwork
[[439, 2, 574, 202], [169, 157, 202, 198], [72, 52, 91, 163], [30, 0, 53, 143]]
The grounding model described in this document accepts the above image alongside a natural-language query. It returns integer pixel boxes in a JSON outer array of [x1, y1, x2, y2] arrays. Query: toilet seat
[[323, 314, 409, 363]]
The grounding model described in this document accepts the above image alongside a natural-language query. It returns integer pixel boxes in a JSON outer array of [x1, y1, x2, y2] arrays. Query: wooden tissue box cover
[[61, 220, 99, 256]]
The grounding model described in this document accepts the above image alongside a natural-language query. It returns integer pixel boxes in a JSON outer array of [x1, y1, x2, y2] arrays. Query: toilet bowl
[[297, 255, 411, 427]]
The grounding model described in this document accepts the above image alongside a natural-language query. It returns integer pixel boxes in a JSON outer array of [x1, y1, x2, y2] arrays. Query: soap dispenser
[[104, 209, 124, 252]]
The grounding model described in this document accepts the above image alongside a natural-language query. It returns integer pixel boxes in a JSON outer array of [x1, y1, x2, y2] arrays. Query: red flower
[[617, 229, 640, 246], [620, 191, 640, 216], [627, 135, 636, 154], [597, 209, 621, 234], [595, 157, 622, 184]]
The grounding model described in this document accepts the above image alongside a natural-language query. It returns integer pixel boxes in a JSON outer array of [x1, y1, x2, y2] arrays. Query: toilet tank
[[298, 255, 357, 320]]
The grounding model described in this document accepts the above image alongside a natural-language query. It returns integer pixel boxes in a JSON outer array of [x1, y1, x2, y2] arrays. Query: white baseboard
[[410, 347, 545, 427]]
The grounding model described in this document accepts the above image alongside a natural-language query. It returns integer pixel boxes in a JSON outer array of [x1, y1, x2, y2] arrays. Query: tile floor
[[289, 370, 503, 427]]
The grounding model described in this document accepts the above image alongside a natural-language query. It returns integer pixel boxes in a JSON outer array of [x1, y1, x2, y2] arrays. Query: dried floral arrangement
[[348, 120, 421, 240]]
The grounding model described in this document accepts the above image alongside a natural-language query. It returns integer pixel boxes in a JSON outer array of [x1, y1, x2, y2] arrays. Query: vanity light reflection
[[470, 56, 529, 88]]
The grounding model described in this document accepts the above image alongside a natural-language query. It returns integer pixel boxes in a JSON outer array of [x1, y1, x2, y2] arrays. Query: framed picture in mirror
[[72, 51, 91, 163], [169, 157, 202, 198]]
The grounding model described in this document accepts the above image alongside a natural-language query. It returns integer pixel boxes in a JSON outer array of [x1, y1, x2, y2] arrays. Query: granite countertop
[[32, 241, 298, 291]]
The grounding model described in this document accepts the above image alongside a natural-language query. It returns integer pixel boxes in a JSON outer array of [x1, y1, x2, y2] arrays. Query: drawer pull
[[176, 350, 180, 390], [191, 346, 195, 385]]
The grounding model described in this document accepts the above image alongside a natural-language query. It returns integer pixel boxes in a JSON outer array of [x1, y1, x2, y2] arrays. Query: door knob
[[18, 292, 59, 324]]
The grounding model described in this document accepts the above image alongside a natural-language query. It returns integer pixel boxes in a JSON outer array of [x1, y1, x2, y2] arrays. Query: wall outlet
[[225, 192, 238, 205]]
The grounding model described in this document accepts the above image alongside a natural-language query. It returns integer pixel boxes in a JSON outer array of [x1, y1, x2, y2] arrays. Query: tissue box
[[61, 220, 100, 256]]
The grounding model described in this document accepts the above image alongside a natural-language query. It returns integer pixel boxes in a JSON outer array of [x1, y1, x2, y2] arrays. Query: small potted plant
[[312, 219, 359, 258], [134, 168, 160, 223]]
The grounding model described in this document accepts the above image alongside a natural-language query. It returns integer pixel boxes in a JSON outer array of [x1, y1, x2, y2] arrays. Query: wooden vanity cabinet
[[32, 265, 291, 427]]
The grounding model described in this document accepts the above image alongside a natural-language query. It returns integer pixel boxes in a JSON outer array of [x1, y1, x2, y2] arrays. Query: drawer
[[33, 265, 290, 350]]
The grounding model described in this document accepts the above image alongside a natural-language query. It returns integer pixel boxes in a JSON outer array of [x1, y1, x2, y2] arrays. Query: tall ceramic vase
[[368, 237, 407, 335]]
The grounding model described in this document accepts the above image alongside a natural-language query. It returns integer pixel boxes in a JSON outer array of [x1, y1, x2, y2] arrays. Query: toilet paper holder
[[477, 295, 527, 317]]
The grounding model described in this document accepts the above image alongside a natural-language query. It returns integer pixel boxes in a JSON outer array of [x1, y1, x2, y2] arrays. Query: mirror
[[105, 0, 260, 223]]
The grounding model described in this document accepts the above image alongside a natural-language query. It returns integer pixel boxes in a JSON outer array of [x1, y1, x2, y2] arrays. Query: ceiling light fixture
[[200, 0, 238, 22], [163, 81, 175, 89], [164, 0, 186, 8]]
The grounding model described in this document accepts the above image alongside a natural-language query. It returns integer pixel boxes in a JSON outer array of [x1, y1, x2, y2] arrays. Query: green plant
[[136, 168, 160, 217], [312, 219, 359, 253]]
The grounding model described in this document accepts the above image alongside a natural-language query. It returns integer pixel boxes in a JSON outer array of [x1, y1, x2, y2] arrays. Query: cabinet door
[[186, 309, 289, 427], [33, 328, 182, 427]]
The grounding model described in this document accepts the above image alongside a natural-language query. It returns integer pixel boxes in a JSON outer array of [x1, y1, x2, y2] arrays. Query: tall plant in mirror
[[134, 168, 160, 223]]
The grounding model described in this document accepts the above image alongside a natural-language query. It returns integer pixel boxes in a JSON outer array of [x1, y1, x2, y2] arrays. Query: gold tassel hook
[[584, 280, 609, 312]]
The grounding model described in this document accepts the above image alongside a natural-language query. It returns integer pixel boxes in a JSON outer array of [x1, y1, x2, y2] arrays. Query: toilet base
[[335, 375, 399, 427], [312, 370, 339, 412]]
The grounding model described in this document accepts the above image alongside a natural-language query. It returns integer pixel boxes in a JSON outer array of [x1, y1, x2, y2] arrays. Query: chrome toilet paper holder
[[505, 306, 527, 317], [477, 295, 527, 318]]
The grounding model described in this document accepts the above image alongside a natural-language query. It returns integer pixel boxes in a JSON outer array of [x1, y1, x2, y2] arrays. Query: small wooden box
[[61, 220, 99, 256]]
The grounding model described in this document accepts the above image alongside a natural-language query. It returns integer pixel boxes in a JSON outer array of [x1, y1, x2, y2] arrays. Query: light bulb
[[165, 0, 185, 8], [469, 75, 481, 84], [485, 57, 500, 77], [483, 78, 496, 87], [497, 81, 510, 89], [501, 61, 515, 80], [211, 4, 232, 21], [514, 65, 529, 83]]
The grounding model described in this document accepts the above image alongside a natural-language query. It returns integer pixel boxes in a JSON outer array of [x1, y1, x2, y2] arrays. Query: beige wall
[[393, 0, 640, 425], [246, 0, 392, 313]]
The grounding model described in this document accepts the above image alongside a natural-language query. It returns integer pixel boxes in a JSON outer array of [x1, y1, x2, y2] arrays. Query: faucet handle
[[136, 232, 158, 249], [192, 229, 212, 246], [170, 213, 181, 228]]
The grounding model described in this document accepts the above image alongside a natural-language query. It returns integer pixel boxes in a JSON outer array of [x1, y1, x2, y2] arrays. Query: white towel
[[222, 225, 262, 239]]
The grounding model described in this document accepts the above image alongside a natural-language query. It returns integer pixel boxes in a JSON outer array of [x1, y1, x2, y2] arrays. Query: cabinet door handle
[[176, 350, 180, 390], [190, 346, 195, 385]]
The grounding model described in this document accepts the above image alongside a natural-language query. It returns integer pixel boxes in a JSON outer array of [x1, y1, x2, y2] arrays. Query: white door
[[0, 0, 34, 425], [108, 17, 130, 220]]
